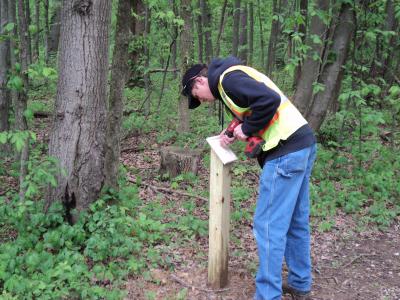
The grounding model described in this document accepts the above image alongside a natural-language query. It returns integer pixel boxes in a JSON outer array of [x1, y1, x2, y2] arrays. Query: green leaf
[[0, 132, 8, 144], [4, 22, 15, 32], [8, 75, 24, 91]]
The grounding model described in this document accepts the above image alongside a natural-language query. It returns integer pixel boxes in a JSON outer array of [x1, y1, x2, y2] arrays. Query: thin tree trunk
[[43, 0, 49, 63], [197, 0, 203, 62], [307, 3, 355, 131], [104, 0, 133, 190], [8, 0, 17, 121], [293, 0, 308, 86], [0, 0, 10, 134], [178, 0, 193, 133], [143, 4, 151, 116], [17, 0, 30, 200], [382, 0, 398, 83], [248, 2, 254, 65], [266, 0, 279, 74], [293, 0, 330, 115], [48, 3, 61, 54], [25, 0, 32, 64], [257, 0, 265, 69], [215, 0, 227, 57], [170, 0, 178, 78], [238, 3, 247, 63], [46, 0, 111, 221], [33, 0, 39, 60], [232, 0, 240, 57], [202, 0, 213, 63]]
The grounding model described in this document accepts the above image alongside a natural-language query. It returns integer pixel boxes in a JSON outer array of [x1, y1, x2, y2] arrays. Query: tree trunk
[[178, 0, 193, 133], [307, 3, 355, 131], [104, 0, 133, 190], [33, 0, 40, 60], [232, 0, 240, 57], [382, 0, 398, 84], [46, 0, 111, 220], [169, 0, 178, 78], [293, 0, 308, 86], [215, 0, 227, 57], [238, 3, 247, 63], [248, 2, 254, 65], [257, 0, 265, 69], [48, 3, 61, 54], [0, 0, 10, 133], [24, 0, 32, 64], [43, 0, 49, 62], [16, 0, 30, 199], [7, 0, 17, 121], [197, 0, 203, 62], [202, 0, 213, 63], [266, 0, 279, 74], [143, 4, 151, 116], [293, 0, 330, 115], [159, 146, 202, 178]]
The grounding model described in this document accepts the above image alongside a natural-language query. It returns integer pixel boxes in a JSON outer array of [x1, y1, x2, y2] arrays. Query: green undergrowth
[[0, 165, 209, 300]]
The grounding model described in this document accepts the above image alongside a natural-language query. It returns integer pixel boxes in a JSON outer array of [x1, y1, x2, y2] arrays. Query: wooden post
[[208, 148, 232, 288]]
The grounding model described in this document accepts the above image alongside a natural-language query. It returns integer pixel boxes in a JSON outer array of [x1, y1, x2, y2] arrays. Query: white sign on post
[[206, 135, 238, 165]]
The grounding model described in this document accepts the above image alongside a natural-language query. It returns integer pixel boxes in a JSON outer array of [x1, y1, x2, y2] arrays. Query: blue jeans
[[253, 144, 317, 300]]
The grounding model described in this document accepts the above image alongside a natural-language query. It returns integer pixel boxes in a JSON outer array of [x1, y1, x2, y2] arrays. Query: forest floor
[[23, 118, 400, 300], [119, 130, 400, 300]]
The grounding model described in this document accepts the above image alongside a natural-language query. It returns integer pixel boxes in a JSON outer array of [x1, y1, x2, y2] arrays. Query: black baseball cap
[[181, 64, 207, 109]]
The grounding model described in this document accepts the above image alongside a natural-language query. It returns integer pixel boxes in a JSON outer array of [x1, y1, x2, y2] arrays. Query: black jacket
[[207, 57, 316, 166]]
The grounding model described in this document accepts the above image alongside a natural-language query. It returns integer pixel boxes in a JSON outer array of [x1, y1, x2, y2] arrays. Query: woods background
[[0, 0, 399, 299]]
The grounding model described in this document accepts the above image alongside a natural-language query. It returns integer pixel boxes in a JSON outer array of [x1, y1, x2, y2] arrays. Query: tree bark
[[33, 0, 40, 60], [46, 0, 111, 220], [16, 0, 30, 199], [202, 0, 213, 63], [232, 0, 240, 57], [257, 0, 265, 69], [0, 0, 10, 133], [382, 0, 398, 84], [293, 0, 308, 85], [215, 0, 227, 57], [266, 0, 279, 74], [43, 0, 49, 62], [178, 0, 193, 133], [293, 0, 330, 115], [24, 0, 32, 64], [197, 0, 203, 62], [48, 3, 61, 54], [238, 3, 247, 63], [248, 2, 254, 65], [104, 0, 133, 190], [169, 0, 178, 78], [307, 3, 355, 131]]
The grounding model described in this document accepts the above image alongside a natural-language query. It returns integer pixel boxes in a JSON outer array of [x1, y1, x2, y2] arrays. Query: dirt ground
[[121, 132, 400, 300]]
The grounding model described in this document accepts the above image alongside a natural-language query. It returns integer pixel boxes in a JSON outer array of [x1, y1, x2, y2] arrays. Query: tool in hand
[[225, 118, 265, 159]]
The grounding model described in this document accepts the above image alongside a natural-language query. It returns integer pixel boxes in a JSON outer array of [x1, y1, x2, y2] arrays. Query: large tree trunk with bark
[[265, 0, 279, 74], [307, 3, 355, 131], [46, 0, 111, 221], [293, 0, 330, 115], [104, 0, 133, 190], [0, 0, 10, 133], [178, 0, 193, 133]]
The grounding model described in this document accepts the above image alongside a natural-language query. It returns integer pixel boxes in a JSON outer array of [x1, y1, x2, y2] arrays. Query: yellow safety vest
[[218, 65, 308, 151]]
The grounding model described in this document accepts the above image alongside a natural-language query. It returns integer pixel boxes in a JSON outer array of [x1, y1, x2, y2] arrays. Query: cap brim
[[188, 95, 201, 109]]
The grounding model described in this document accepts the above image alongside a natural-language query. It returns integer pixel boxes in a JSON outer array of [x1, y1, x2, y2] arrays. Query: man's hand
[[219, 129, 236, 148], [233, 123, 248, 141]]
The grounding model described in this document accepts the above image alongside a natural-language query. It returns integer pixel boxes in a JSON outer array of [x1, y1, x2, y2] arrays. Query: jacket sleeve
[[221, 70, 281, 136]]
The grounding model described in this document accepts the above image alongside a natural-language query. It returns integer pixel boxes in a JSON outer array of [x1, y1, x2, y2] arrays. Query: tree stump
[[159, 146, 202, 178]]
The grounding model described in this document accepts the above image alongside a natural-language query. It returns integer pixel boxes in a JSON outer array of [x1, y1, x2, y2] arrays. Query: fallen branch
[[170, 274, 229, 293], [342, 253, 376, 268], [127, 176, 208, 202]]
